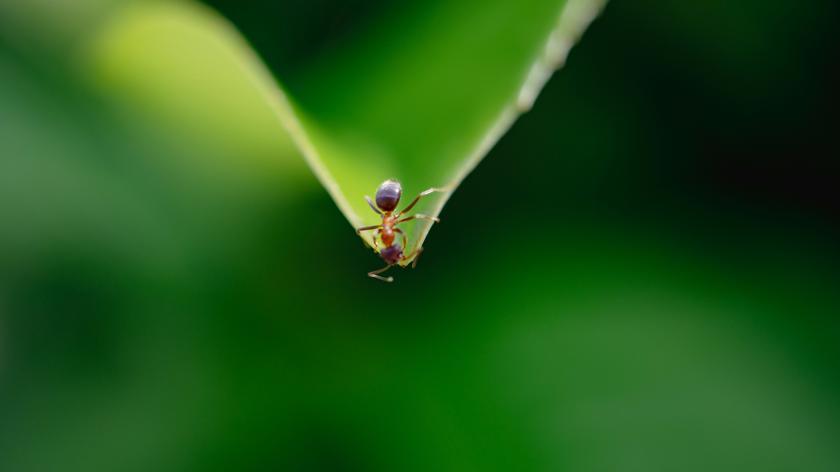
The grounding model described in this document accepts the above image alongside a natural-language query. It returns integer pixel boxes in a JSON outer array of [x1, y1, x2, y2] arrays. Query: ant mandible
[[356, 179, 447, 282]]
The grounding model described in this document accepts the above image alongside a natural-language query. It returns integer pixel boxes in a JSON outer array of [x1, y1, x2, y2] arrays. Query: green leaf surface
[[84, 0, 606, 264]]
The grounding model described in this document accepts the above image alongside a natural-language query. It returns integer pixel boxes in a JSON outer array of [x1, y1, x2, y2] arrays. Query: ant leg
[[394, 228, 408, 249], [395, 214, 440, 225], [357, 225, 382, 250], [365, 196, 382, 216], [371, 229, 381, 250], [398, 187, 449, 217], [402, 246, 424, 268], [368, 264, 394, 282], [356, 224, 381, 235]]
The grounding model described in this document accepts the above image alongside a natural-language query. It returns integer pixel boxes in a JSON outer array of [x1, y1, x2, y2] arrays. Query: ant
[[356, 179, 447, 282]]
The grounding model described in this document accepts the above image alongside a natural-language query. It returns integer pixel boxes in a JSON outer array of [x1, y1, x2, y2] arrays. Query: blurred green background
[[2, 0, 839, 471]]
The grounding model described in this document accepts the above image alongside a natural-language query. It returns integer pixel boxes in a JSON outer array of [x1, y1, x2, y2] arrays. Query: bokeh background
[[2, 0, 839, 470]]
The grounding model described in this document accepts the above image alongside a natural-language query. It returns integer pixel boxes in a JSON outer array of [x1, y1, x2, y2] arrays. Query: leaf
[[81, 1, 307, 182], [84, 0, 606, 264]]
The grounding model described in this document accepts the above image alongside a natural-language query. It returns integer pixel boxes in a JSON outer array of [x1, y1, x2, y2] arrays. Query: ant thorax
[[381, 212, 397, 225], [380, 225, 396, 246]]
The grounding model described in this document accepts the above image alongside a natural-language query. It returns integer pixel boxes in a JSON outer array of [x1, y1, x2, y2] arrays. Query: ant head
[[380, 244, 403, 265], [375, 179, 402, 212]]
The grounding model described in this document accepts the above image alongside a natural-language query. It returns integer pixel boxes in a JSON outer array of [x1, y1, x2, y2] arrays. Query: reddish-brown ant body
[[357, 179, 446, 282]]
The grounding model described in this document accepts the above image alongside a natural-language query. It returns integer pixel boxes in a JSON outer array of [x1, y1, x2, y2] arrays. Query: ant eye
[[375, 179, 402, 212]]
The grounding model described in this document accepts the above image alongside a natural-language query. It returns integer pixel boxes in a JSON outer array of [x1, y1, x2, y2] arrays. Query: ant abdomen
[[375, 179, 402, 212]]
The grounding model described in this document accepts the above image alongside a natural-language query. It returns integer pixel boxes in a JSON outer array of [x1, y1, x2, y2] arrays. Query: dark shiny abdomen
[[375, 180, 402, 212]]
